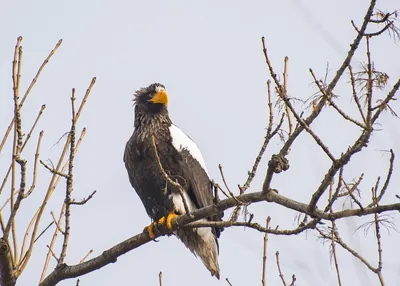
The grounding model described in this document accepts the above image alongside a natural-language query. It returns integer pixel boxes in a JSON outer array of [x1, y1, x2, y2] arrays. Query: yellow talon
[[146, 211, 178, 238], [166, 211, 178, 230], [144, 222, 157, 239], [158, 216, 166, 225]]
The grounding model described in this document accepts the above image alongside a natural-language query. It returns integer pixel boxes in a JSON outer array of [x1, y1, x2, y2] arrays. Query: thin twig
[[151, 136, 191, 215], [289, 275, 296, 286], [19, 209, 40, 265], [262, 217, 271, 286], [375, 149, 394, 204], [39, 204, 65, 282], [0, 105, 45, 195], [33, 221, 54, 244], [50, 211, 65, 235], [25, 131, 44, 198], [0, 39, 61, 154], [372, 185, 384, 285], [58, 88, 77, 265], [349, 66, 366, 122], [283, 56, 293, 135], [329, 183, 342, 286], [70, 191, 97, 205], [275, 251, 287, 286], [19, 76, 94, 274], [366, 36, 373, 124], [219, 164, 246, 205], [309, 69, 365, 129], [46, 245, 59, 263], [159, 271, 162, 286], [40, 160, 69, 178], [79, 249, 93, 264], [240, 80, 283, 194]]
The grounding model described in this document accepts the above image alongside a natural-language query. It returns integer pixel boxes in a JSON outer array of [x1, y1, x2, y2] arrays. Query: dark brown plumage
[[124, 83, 222, 278]]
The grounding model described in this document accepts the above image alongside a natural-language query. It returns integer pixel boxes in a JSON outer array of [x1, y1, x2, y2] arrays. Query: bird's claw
[[144, 210, 178, 239], [144, 221, 158, 239]]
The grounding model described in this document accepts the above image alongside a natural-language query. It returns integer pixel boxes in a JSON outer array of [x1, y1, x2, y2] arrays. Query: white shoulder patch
[[169, 124, 208, 174]]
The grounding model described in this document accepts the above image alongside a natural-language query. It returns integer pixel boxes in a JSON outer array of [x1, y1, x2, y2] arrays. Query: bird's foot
[[158, 210, 178, 230], [144, 211, 178, 239], [143, 222, 158, 239]]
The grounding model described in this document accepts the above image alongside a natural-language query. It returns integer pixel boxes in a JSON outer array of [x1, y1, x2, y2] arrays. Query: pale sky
[[1, 0, 399, 285]]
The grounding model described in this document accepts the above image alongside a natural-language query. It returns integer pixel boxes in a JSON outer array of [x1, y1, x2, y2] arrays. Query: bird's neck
[[133, 107, 171, 141]]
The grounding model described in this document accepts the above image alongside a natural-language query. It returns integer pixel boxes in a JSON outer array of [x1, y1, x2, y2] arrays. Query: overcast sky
[[1, 0, 399, 285]]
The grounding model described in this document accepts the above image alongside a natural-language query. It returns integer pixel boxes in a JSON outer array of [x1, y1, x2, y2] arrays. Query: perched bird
[[124, 83, 222, 279]]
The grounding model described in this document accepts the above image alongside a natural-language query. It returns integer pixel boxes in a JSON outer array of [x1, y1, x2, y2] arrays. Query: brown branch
[[308, 126, 372, 212], [218, 164, 246, 206], [79, 250, 93, 264], [151, 135, 191, 215], [342, 179, 364, 210], [46, 245, 59, 263], [19, 209, 39, 265], [50, 211, 65, 235], [283, 57, 293, 136], [33, 221, 53, 244], [19, 77, 94, 275], [262, 217, 271, 286], [58, 89, 77, 265], [376, 149, 394, 204], [40, 204, 65, 283], [187, 217, 318, 236], [0, 238, 16, 286], [365, 21, 394, 37], [348, 66, 366, 122], [289, 275, 296, 286], [275, 251, 287, 286], [6, 37, 23, 268], [277, 86, 337, 162], [370, 12, 390, 23], [329, 185, 342, 286], [371, 77, 400, 123], [39, 187, 400, 286], [0, 105, 45, 196], [262, 154, 289, 195], [317, 227, 374, 271], [372, 186, 384, 285], [323, 167, 344, 212], [158, 271, 162, 286], [366, 36, 373, 123], [0, 38, 61, 154], [70, 191, 97, 205], [269, 0, 374, 159], [309, 69, 365, 129], [24, 131, 44, 198], [241, 80, 284, 194], [40, 160, 69, 178], [260, 1, 376, 202]]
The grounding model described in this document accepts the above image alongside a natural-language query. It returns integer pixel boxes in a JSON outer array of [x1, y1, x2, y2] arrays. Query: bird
[[124, 83, 223, 279]]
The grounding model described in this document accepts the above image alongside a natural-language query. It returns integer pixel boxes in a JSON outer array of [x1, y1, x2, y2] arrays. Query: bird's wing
[[169, 124, 213, 209]]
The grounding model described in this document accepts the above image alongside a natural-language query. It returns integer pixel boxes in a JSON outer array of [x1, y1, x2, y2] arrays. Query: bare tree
[[0, 1, 399, 285]]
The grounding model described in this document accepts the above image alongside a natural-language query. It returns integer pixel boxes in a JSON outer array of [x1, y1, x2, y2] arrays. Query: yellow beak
[[150, 90, 168, 105]]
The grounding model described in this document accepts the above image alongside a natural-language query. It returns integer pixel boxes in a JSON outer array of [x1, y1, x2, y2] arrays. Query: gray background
[[0, 0, 399, 285]]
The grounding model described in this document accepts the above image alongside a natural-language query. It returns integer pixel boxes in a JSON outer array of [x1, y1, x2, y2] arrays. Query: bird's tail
[[176, 223, 220, 279]]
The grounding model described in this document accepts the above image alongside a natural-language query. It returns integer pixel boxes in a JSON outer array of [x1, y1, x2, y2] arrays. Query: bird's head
[[134, 83, 168, 114]]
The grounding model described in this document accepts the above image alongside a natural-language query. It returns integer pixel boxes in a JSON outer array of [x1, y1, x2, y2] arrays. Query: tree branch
[[0, 238, 16, 286], [39, 187, 400, 286]]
